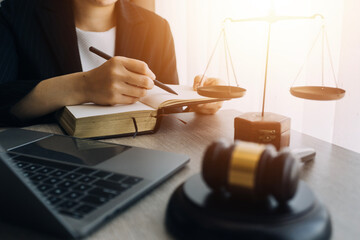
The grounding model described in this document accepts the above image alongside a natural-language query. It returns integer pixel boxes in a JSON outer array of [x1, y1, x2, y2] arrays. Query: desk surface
[[1, 110, 359, 240]]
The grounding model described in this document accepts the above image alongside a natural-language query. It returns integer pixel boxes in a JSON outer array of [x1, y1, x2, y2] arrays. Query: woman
[[0, 0, 222, 126]]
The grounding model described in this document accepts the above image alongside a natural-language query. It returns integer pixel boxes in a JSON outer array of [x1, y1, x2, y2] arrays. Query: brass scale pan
[[197, 85, 345, 100], [290, 86, 345, 101], [197, 85, 246, 99]]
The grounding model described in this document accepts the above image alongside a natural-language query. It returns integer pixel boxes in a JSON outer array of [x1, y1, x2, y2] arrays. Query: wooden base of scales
[[234, 112, 291, 150]]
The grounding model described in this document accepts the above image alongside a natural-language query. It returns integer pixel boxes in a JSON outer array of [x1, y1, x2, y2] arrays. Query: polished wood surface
[[1, 110, 359, 240]]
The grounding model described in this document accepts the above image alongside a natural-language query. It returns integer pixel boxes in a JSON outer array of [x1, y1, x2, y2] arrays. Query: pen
[[89, 46, 178, 95]]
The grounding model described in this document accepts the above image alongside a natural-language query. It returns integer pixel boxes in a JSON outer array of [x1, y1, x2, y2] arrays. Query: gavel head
[[202, 140, 299, 204]]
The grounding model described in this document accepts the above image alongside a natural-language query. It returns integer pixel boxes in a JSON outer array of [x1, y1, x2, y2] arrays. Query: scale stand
[[166, 174, 332, 240], [197, 11, 345, 149]]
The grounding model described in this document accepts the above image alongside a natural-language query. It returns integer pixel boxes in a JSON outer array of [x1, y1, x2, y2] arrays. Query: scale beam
[[224, 14, 324, 24]]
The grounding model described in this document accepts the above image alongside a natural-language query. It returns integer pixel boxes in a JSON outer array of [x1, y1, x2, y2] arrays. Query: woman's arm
[[10, 57, 156, 121], [10, 72, 87, 121]]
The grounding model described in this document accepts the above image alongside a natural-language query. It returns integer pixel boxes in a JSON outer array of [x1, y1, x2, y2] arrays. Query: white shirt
[[76, 27, 116, 72]]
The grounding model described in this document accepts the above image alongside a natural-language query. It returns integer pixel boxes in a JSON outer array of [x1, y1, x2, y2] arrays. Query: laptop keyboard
[[8, 154, 143, 219]]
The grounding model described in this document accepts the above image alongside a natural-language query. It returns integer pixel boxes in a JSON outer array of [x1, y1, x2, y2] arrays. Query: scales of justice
[[196, 9, 346, 150]]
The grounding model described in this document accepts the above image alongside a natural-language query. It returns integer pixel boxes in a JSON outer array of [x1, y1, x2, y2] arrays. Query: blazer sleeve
[[0, 11, 44, 126], [157, 18, 179, 85]]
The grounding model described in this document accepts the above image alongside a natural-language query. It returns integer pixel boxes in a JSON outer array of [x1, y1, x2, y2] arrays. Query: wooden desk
[[1, 110, 359, 240]]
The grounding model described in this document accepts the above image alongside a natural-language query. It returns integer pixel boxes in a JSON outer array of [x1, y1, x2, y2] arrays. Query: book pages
[[66, 102, 154, 119], [140, 85, 211, 109]]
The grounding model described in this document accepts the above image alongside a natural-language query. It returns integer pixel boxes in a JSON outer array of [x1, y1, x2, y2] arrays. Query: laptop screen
[[9, 135, 130, 166]]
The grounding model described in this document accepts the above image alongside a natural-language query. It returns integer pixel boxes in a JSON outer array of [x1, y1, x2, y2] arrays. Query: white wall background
[[332, 0, 360, 153], [156, 0, 360, 153]]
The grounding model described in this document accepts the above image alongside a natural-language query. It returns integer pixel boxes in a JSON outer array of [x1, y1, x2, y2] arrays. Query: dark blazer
[[0, 0, 179, 125]]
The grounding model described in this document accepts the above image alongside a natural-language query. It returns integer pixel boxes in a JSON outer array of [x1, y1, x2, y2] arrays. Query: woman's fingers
[[193, 75, 225, 91], [118, 81, 148, 98], [191, 75, 225, 114], [191, 101, 223, 115], [203, 77, 224, 86], [85, 55, 160, 105], [124, 70, 154, 90], [119, 57, 156, 80], [193, 75, 207, 91]]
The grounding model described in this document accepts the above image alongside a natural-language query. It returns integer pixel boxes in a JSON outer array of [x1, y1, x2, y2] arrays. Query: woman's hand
[[83, 56, 155, 105], [190, 75, 224, 115]]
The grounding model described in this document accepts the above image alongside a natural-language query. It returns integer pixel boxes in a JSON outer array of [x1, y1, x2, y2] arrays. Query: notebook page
[[140, 85, 211, 109], [66, 102, 154, 119]]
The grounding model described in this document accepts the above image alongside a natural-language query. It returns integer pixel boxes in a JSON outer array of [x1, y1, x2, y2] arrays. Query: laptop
[[0, 128, 189, 239]]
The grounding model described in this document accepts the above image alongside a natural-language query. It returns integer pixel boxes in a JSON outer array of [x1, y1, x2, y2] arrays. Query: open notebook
[[57, 85, 228, 138]]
